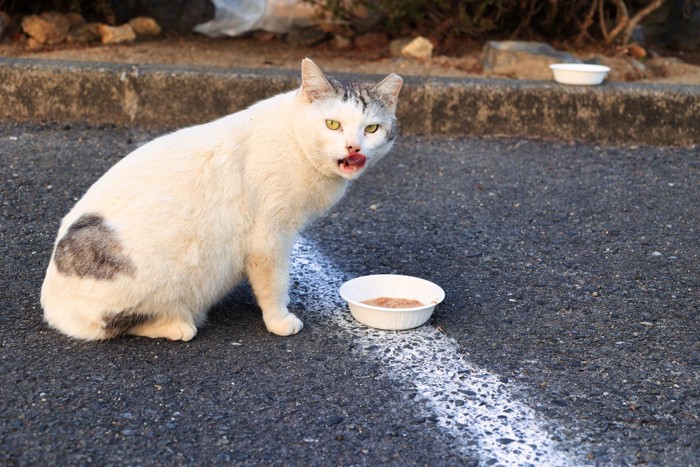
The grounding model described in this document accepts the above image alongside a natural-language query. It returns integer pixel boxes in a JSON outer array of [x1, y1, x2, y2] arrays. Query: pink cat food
[[361, 297, 425, 308]]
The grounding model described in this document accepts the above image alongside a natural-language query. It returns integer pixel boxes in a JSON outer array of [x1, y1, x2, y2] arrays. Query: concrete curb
[[1, 57, 698, 145]]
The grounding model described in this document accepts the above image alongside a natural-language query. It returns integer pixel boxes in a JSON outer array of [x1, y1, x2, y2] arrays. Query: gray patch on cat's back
[[103, 310, 151, 338], [54, 213, 136, 280]]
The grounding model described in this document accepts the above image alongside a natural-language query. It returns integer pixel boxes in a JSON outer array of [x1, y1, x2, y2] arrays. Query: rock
[[645, 56, 700, 85], [354, 32, 388, 50], [26, 37, 44, 50], [66, 22, 102, 44], [332, 34, 352, 50], [389, 37, 412, 57], [481, 40, 580, 80], [627, 43, 647, 60], [21, 11, 70, 45], [99, 23, 136, 45], [285, 26, 329, 47], [593, 55, 645, 82], [65, 12, 86, 29], [433, 55, 482, 73], [128, 17, 161, 37], [401, 36, 433, 61], [630, 59, 646, 74]]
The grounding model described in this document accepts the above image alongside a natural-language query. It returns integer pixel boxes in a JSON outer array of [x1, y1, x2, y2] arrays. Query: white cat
[[41, 59, 402, 341]]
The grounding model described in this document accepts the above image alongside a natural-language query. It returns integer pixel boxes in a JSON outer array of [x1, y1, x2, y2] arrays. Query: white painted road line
[[292, 237, 585, 466]]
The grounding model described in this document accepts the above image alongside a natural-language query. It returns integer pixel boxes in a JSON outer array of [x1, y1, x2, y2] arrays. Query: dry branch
[[576, 0, 599, 45], [622, 0, 666, 44], [606, 0, 629, 44]]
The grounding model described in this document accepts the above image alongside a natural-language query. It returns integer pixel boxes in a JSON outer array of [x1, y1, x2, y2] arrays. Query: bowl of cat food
[[338, 274, 445, 330], [549, 63, 611, 85]]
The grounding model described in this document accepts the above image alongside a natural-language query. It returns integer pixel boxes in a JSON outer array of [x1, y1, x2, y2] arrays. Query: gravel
[[311, 134, 699, 465], [1, 122, 698, 465]]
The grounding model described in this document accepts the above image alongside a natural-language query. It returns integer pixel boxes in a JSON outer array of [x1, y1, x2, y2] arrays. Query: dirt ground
[[1, 31, 699, 85]]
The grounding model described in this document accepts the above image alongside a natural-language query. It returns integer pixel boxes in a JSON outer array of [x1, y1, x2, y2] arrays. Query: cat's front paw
[[265, 312, 303, 336]]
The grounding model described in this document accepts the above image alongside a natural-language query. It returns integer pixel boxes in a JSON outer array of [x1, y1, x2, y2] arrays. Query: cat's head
[[294, 58, 403, 180]]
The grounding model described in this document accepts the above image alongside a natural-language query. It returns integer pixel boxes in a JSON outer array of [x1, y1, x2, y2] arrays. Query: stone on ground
[[129, 17, 161, 37], [65, 12, 86, 29], [332, 34, 352, 50], [21, 11, 70, 45], [99, 24, 137, 45], [285, 26, 329, 47], [389, 37, 412, 57], [401, 36, 433, 61], [66, 22, 102, 44], [481, 40, 580, 80]]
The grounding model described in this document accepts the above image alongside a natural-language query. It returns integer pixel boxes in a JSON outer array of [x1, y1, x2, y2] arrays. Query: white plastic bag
[[194, 0, 317, 37]]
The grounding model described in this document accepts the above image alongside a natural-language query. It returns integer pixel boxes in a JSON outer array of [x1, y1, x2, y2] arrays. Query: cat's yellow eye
[[365, 124, 379, 134], [325, 119, 341, 130]]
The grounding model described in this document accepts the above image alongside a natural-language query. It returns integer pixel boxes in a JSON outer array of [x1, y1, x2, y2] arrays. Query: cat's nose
[[346, 143, 361, 154]]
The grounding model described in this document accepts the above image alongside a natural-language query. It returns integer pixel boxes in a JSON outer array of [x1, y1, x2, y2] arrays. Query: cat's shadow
[[206, 282, 260, 329]]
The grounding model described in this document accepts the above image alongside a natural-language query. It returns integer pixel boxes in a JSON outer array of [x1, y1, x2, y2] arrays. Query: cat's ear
[[301, 58, 333, 102], [372, 73, 403, 113]]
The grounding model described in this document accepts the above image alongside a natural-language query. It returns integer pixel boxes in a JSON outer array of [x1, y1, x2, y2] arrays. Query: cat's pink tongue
[[342, 153, 366, 170]]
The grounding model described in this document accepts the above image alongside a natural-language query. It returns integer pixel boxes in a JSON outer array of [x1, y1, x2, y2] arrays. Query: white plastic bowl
[[549, 63, 611, 85], [338, 274, 445, 330]]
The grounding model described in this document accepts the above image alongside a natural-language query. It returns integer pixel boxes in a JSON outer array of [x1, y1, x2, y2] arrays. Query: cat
[[40, 58, 402, 341]]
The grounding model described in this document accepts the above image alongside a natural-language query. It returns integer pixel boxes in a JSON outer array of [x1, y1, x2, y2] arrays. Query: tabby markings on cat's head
[[296, 58, 403, 180]]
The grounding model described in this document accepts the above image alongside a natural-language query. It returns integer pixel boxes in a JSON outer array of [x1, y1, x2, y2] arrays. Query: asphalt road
[[1, 122, 698, 465]]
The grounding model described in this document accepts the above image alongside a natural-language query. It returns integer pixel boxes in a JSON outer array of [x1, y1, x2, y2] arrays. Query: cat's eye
[[326, 119, 341, 130], [365, 124, 379, 134]]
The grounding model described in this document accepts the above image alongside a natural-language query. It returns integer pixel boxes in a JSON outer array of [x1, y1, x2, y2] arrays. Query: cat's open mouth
[[338, 153, 367, 173]]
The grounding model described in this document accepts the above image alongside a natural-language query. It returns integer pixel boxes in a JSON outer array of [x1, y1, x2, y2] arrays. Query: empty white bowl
[[549, 63, 611, 85], [338, 274, 445, 330]]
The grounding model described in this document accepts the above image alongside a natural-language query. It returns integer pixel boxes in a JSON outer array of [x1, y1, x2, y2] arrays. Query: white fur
[[41, 59, 402, 341]]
